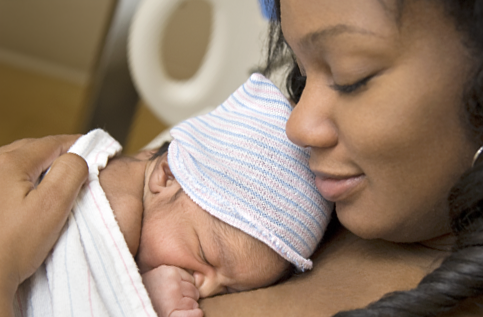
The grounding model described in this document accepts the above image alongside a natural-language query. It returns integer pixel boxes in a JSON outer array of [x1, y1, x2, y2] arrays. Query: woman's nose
[[286, 82, 338, 149]]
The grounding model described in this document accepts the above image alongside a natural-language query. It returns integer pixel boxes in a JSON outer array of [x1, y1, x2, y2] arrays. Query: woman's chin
[[341, 222, 386, 241], [336, 209, 411, 242]]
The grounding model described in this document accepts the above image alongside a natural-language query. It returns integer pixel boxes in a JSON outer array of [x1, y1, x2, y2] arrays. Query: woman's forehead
[[280, 0, 399, 48], [279, 0, 466, 66]]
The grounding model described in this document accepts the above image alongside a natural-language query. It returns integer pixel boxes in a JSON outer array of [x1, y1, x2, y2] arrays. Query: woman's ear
[[148, 154, 175, 193]]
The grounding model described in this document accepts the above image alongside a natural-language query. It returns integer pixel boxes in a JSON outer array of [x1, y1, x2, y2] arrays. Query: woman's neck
[[417, 233, 456, 252]]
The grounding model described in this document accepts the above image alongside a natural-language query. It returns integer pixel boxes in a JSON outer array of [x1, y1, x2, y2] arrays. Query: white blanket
[[14, 129, 157, 317]]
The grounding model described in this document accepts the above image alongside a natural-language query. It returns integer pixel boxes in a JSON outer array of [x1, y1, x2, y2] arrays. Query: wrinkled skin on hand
[[0, 135, 88, 317], [142, 265, 203, 317]]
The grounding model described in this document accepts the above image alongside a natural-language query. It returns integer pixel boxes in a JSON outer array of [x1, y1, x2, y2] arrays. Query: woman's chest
[[201, 227, 444, 316]]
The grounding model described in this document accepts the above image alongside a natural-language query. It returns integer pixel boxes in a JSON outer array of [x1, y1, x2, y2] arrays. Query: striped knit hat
[[167, 73, 332, 271]]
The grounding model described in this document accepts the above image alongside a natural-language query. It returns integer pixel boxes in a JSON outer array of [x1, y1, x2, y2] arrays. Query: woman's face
[[283, 0, 478, 242]]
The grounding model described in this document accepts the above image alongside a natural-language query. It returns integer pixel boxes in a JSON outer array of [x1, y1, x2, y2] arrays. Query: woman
[[202, 0, 483, 316], [264, 0, 483, 315]]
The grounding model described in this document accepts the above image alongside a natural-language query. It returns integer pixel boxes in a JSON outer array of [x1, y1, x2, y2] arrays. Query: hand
[[142, 265, 203, 317], [0, 135, 88, 315]]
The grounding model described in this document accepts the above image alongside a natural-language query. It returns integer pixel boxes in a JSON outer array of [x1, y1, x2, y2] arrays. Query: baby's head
[[136, 73, 332, 297], [137, 159, 290, 296]]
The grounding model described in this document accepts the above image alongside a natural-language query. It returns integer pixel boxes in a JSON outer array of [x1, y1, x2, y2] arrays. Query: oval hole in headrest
[[161, 0, 212, 81]]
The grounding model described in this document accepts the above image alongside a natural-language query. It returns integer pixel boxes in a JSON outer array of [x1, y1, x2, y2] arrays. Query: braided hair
[[262, 0, 483, 315]]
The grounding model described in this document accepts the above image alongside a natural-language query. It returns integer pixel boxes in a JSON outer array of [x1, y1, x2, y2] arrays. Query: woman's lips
[[315, 174, 365, 202]]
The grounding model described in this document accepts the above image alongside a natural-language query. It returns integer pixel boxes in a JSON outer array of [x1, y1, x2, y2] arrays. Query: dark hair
[[262, 0, 483, 315], [149, 141, 170, 161]]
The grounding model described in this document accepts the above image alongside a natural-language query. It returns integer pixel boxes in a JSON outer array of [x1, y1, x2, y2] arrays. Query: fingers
[[172, 295, 199, 311], [26, 153, 88, 257], [170, 267, 199, 301], [170, 308, 203, 317], [33, 152, 88, 214], [180, 280, 200, 301], [0, 135, 87, 287], [1, 135, 81, 185], [142, 265, 203, 317], [176, 267, 196, 284], [0, 138, 32, 154]]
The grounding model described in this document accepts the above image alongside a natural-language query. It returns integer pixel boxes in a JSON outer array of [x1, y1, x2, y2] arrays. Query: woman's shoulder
[[310, 226, 483, 316], [302, 225, 445, 308]]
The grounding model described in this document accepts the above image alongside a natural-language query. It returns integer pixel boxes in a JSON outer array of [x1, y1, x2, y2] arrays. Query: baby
[[14, 73, 331, 317]]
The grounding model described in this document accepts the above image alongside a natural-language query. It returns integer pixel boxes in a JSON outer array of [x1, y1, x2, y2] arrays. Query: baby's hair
[[149, 141, 171, 161]]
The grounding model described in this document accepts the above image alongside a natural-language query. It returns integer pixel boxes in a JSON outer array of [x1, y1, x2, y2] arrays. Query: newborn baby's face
[[136, 153, 289, 298]]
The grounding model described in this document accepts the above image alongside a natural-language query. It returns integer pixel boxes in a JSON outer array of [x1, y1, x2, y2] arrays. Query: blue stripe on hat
[[218, 101, 310, 160], [172, 146, 308, 256], [240, 85, 293, 114], [198, 113, 314, 177], [174, 137, 322, 246], [172, 121, 326, 222]]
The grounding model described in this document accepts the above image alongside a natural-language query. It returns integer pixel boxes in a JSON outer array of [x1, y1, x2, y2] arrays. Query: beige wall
[[162, 0, 211, 80], [0, 0, 115, 84]]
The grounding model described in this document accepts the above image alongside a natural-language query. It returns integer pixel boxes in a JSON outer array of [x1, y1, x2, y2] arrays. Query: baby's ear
[[148, 155, 176, 193]]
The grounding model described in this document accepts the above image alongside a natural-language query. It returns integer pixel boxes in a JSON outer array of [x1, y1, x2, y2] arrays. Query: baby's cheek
[[136, 234, 163, 273], [135, 248, 153, 273], [136, 223, 171, 272]]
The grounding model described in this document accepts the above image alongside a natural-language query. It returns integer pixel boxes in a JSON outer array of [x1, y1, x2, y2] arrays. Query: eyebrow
[[299, 24, 381, 49]]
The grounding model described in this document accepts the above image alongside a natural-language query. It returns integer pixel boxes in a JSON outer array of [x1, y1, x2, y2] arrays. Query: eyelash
[[296, 65, 374, 95], [330, 75, 374, 94], [199, 245, 212, 266]]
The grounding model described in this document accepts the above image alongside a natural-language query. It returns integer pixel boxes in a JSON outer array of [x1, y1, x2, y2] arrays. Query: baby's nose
[[193, 272, 227, 298]]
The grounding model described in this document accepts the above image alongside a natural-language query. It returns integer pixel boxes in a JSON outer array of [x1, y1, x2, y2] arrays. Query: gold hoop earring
[[472, 146, 483, 167]]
